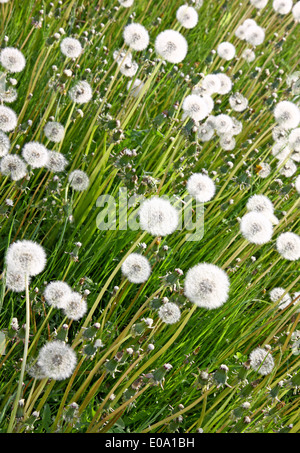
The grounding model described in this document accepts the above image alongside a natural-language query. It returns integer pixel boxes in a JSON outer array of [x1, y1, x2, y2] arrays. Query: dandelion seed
[[22, 142, 49, 168], [60, 37, 82, 58], [139, 196, 179, 236], [215, 73, 232, 94], [219, 134, 236, 151], [270, 287, 292, 310], [120, 59, 138, 77], [241, 48, 255, 62], [246, 194, 274, 216], [121, 253, 151, 284], [240, 212, 273, 244], [201, 74, 221, 95], [215, 114, 233, 135], [63, 292, 88, 320], [5, 269, 31, 292], [182, 94, 209, 122], [44, 281, 73, 309], [158, 302, 181, 324], [68, 169, 89, 191], [277, 158, 297, 177], [276, 232, 300, 261], [231, 118, 243, 135], [187, 173, 216, 202], [0, 47, 26, 73], [44, 121, 65, 143], [274, 101, 300, 130], [69, 80, 92, 104], [0, 131, 10, 157], [273, 0, 293, 15], [127, 78, 144, 97], [249, 347, 274, 375], [229, 93, 248, 112], [46, 151, 68, 173], [184, 263, 230, 309], [0, 154, 27, 180], [123, 23, 149, 51], [0, 106, 17, 132], [0, 86, 18, 103], [37, 341, 77, 380], [197, 123, 214, 142], [176, 5, 198, 29], [5, 240, 46, 276], [155, 29, 188, 64], [245, 25, 265, 46], [217, 42, 236, 61]]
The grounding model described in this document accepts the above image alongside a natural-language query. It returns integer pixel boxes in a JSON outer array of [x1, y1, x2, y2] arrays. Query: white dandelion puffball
[[46, 151, 68, 173], [120, 59, 138, 77], [63, 292, 88, 321], [44, 281, 73, 309], [184, 263, 230, 309], [293, 2, 300, 21], [276, 232, 300, 261], [22, 142, 49, 168], [0, 131, 10, 157], [176, 5, 198, 29], [295, 175, 300, 193], [127, 78, 145, 97], [271, 142, 291, 161], [123, 23, 149, 51], [245, 25, 265, 46], [44, 121, 65, 143], [273, 0, 293, 14], [232, 118, 243, 136], [217, 42, 236, 61], [37, 341, 77, 381], [250, 0, 268, 8], [0, 87, 18, 103], [246, 194, 274, 216], [277, 158, 297, 177], [0, 47, 26, 73], [215, 73, 232, 95], [155, 29, 188, 64], [60, 37, 82, 58], [197, 123, 214, 142], [0, 106, 18, 132], [249, 347, 274, 375], [289, 129, 300, 151], [158, 302, 181, 324], [229, 92, 248, 112], [240, 212, 273, 244], [270, 287, 292, 310], [187, 173, 216, 203], [139, 196, 179, 236], [241, 48, 255, 63], [118, 0, 134, 6], [121, 253, 151, 284], [69, 80, 92, 104], [201, 74, 221, 95], [6, 269, 31, 292], [257, 162, 271, 178], [274, 101, 300, 130], [219, 135, 236, 151], [5, 240, 46, 276], [0, 154, 27, 181], [215, 114, 234, 135], [68, 169, 89, 191], [182, 94, 209, 122]]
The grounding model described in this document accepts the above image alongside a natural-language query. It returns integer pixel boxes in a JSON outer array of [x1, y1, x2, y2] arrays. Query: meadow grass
[[0, 0, 300, 433]]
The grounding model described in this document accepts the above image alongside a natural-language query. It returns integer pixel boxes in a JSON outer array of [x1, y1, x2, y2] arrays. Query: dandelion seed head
[[176, 5, 198, 29], [215, 73, 232, 94], [184, 263, 230, 309], [22, 142, 49, 168], [118, 0, 134, 6], [121, 253, 151, 284], [68, 169, 89, 191], [274, 101, 300, 130], [292, 2, 300, 21], [127, 78, 144, 97], [215, 114, 234, 135], [63, 292, 88, 320], [270, 287, 292, 310], [182, 94, 209, 122], [246, 194, 274, 215], [220, 134, 236, 150], [158, 302, 181, 324], [273, 0, 293, 15], [44, 121, 65, 143], [0, 131, 10, 157], [257, 162, 271, 178], [289, 128, 300, 151], [295, 175, 300, 193], [46, 151, 68, 173], [187, 173, 216, 202], [155, 30, 188, 64], [37, 341, 77, 380], [0, 154, 27, 180], [44, 281, 73, 309], [217, 42, 236, 61], [139, 196, 179, 236], [245, 25, 265, 46], [241, 48, 255, 62], [197, 123, 214, 142], [0, 47, 26, 72], [229, 92, 248, 112], [123, 23, 149, 51], [0, 106, 18, 132], [5, 240, 46, 276], [249, 347, 274, 375], [276, 232, 300, 261], [277, 158, 297, 177], [5, 269, 31, 292], [69, 80, 92, 104], [240, 212, 273, 244], [0, 86, 18, 103], [60, 37, 82, 58], [250, 0, 268, 9], [201, 74, 221, 95]]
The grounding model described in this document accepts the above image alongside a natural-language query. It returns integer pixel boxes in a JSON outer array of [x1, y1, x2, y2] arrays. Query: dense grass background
[[0, 0, 300, 433]]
